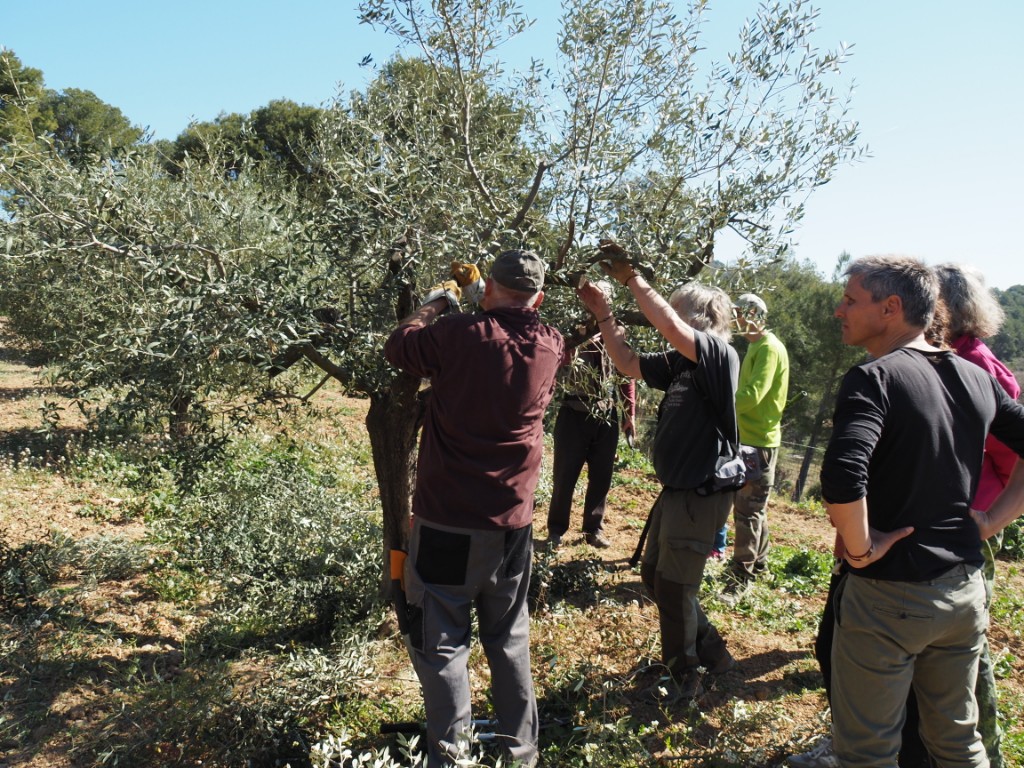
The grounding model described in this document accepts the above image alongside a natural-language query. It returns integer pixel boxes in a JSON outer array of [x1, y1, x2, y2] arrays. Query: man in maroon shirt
[[384, 249, 563, 768]]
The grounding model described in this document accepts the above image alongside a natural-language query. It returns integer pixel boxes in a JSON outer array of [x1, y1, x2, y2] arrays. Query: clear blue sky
[[5, 0, 1022, 289]]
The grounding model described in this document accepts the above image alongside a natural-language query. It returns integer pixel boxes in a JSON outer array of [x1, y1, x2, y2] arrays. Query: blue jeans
[[713, 524, 727, 551]]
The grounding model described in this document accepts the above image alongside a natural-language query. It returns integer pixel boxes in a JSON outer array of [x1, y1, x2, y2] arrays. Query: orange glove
[[450, 261, 481, 286], [449, 261, 485, 304]]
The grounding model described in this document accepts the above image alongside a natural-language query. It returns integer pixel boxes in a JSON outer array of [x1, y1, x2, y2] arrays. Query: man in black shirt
[[821, 255, 1024, 768]]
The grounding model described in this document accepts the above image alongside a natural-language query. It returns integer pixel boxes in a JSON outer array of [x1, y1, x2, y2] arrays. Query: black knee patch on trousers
[[406, 603, 425, 652]]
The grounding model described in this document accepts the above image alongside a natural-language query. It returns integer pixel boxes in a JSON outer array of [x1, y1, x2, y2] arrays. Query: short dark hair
[[845, 255, 937, 330]]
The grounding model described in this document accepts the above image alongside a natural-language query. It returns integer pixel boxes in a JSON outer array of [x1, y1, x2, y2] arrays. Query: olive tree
[[1, 0, 863, 572], [297, 0, 864, 556], [0, 135, 332, 458]]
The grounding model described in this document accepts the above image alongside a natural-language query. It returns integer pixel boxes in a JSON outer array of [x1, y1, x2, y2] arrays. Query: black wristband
[[846, 543, 873, 561]]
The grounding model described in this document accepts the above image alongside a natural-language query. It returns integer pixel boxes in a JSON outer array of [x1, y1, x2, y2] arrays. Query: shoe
[[704, 650, 737, 675], [646, 669, 704, 703], [719, 572, 752, 605], [546, 534, 562, 549], [584, 531, 611, 549], [787, 736, 840, 768], [707, 548, 724, 560]]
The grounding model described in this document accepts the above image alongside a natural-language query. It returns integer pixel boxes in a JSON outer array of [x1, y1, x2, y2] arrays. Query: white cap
[[735, 293, 768, 319]]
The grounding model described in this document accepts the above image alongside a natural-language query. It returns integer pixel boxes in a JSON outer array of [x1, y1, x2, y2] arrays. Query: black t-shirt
[[639, 331, 739, 490], [822, 347, 1024, 581]]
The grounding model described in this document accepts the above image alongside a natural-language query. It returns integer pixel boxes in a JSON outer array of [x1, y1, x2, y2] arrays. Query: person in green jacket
[[724, 293, 790, 592]]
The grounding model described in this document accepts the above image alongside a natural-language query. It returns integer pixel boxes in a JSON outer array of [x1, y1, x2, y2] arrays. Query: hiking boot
[[584, 531, 611, 549], [787, 736, 840, 768]]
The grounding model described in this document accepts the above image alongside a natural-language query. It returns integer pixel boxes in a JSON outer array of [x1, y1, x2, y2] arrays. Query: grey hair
[[845, 255, 937, 330], [934, 263, 1004, 339], [668, 282, 733, 341]]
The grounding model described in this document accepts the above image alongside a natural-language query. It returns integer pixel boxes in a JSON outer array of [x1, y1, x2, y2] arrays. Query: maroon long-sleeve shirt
[[385, 306, 564, 530]]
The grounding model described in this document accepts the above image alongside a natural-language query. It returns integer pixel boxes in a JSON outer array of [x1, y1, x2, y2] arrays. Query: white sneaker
[[787, 736, 840, 768]]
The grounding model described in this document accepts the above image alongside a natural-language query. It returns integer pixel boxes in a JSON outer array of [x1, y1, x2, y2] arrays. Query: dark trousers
[[546, 406, 618, 536], [640, 488, 734, 674]]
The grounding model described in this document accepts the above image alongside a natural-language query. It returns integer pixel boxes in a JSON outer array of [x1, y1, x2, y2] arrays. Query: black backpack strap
[[691, 362, 740, 460]]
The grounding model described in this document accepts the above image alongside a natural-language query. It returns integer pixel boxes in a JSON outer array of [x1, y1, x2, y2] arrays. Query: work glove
[[590, 239, 657, 285], [450, 261, 485, 304], [596, 239, 638, 286], [420, 279, 462, 314]]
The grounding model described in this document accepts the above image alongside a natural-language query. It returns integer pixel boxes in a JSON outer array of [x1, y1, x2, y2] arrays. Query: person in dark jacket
[[547, 279, 636, 549]]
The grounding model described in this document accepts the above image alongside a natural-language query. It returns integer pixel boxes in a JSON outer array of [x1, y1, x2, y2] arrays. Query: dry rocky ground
[[1, 323, 1022, 767]]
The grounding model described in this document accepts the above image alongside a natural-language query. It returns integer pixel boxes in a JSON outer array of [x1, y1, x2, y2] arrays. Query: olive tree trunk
[[365, 369, 424, 593]]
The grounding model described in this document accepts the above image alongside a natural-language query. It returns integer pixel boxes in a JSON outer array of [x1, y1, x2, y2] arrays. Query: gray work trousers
[[832, 564, 989, 768], [640, 488, 734, 674], [405, 517, 538, 768]]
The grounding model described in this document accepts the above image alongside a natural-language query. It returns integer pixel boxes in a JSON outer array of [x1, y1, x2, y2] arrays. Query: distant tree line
[[992, 286, 1024, 376]]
